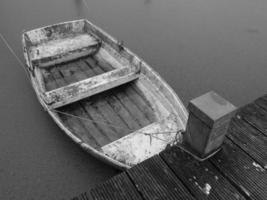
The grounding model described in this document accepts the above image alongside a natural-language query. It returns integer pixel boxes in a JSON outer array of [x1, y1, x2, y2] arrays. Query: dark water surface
[[1, 0, 267, 199]]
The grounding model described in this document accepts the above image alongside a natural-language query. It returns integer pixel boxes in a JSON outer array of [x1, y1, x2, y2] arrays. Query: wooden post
[[182, 91, 237, 160]]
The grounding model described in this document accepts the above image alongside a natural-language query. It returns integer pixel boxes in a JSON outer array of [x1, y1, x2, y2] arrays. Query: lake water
[[0, 0, 267, 199]]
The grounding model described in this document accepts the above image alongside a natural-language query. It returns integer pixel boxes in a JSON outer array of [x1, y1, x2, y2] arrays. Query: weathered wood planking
[[79, 57, 151, 135], [50, 66, 101, 148], [161, 146, 245, 200], [227, 115, 267, 167], [210, 139, 267, 200], [85, 57, 153, 126], [70, 192, 91, 200], [74, 61, 131, 138], [48, 56, 157, 149], [127, 155, 195, 200], [24, 19, 189, 169], [93, 56, 156, 123], [42, 57, 100, 91], [90, 172, 143, 200], [240, 98, 267, 137], [45, 64, 140, 109], [56, 63, 111, 147], [87, 94, 267, 200]]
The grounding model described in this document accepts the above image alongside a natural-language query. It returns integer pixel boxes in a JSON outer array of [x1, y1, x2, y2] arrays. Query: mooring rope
[[52, 108, 183, 143], [52, 109, 129, 130], [0, 33, 30, 80], [81, 0, 90, 12]]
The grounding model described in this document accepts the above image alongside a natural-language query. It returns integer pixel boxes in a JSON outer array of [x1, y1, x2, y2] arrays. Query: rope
[[82, 0, 90, 12], [0, 33, 30, 80], [51, 109, 183, 142], [52, 109, 129, 130]]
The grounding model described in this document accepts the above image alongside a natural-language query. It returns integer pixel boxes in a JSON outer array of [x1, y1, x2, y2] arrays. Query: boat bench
[[30, 34, 100, 68], [43, 65, 140, 109]]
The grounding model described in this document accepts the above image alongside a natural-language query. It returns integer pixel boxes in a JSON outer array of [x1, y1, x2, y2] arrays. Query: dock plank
[[240, 101, 267, 137], [255, 95, 267, 111], [127, 155, 195, 200], [70, 92, 267, 200], [227, 115, 267, 167], [161, 146, 245, 200], [70, 192, 91, 200], [210, 139, 267, 200], [90, 172, 143, 200]]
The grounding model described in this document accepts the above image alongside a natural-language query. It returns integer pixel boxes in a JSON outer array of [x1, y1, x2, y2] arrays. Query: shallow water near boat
[[1, 0, 267, 199]]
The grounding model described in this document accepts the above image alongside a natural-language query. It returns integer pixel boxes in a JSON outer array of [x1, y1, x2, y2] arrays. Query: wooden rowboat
[[22, 19, 188, 170]]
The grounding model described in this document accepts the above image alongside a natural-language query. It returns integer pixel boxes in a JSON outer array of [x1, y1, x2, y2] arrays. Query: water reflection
[[144, 0, 152, 5]]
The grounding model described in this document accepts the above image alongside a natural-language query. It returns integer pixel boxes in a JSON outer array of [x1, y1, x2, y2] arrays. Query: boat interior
[[42, 56, 157, 148], [23, 19, 186, 166]]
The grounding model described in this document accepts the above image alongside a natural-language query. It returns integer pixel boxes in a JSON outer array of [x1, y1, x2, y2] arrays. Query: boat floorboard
[[43, 55, 156, 148]]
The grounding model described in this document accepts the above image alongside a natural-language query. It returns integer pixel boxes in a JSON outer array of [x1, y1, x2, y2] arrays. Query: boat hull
[[22, 19, 188, 169]]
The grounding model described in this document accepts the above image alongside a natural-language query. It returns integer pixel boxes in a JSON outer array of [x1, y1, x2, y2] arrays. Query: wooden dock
[[71, 95, 267, 200]]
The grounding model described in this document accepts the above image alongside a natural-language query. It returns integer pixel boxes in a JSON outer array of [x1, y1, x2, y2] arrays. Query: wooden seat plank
[[83, 57, 143, 131], [57, 63, 116, 146], [30, 34, 99, 68], [77, 61, 136, 138], [51, 67, 101, 148], [127, 155, 195, 200], [85, 58, 151, 128], [227, 115, 267, 167], [71, 61, 124, 141], [65, 61, 127, 142], [93, 55, 155, 123], [210, 139, 267, 200], [45, 65, 139, 109], [90, 172, 143, 200], [161, 146, 245, 200], [43, 67, 97, 146]]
